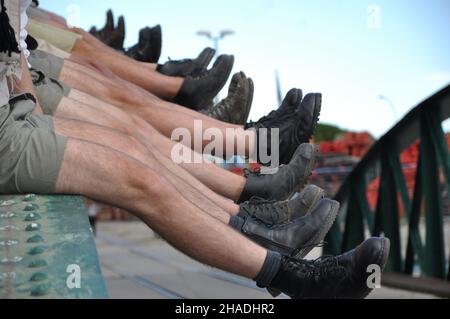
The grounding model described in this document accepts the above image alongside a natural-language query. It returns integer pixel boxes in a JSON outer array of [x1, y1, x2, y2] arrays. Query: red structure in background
[[319, 132, 374, 158], [316, 132, 450, 216]]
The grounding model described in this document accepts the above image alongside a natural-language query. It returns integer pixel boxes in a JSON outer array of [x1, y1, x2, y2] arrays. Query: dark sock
[[229, 215, 282, 288], [254, 250, 282, 288], [228, 215, 245, 230]]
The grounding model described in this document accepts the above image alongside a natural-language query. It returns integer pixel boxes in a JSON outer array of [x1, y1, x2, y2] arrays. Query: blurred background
[[41, 0, 450, 137], [35, 0, 450, 299]]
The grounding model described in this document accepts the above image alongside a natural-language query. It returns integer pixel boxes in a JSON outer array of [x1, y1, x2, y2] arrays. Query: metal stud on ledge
[[23, 194, 37, 202], [25, 223, 41, 231], [24, 212, 41, 222], [24, 203, 39, 211], [27, 234, 44, 243]]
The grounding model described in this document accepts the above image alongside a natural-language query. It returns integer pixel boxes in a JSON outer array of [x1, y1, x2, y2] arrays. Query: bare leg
[[67, 54, 119, 79], [53, 116, 239, 218], [70, 38, 183, 99], [56, 138, 266, 278], [60, 90, 246, 201], [59, 61, 255, 156]]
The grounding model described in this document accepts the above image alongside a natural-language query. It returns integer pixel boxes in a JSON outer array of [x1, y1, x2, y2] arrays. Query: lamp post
[[378, 94, 398, 122], [197, 29, 235, 101], [196, 29, 235, 57]]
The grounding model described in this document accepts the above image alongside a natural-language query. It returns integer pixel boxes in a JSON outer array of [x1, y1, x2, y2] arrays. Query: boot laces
[[248, 109, 298, 130], [243, 167, 261, 177], [243, 197, 289, 225], [190, 68, 210, 80], [285, 255, 346, 280], [243, 165, 286, 177]]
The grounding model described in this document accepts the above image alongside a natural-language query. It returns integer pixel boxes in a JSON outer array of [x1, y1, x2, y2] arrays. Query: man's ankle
[[254, 250, 282, 288]]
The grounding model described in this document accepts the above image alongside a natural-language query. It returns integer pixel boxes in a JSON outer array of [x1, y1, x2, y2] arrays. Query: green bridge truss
[[325, 85, 450, 288]]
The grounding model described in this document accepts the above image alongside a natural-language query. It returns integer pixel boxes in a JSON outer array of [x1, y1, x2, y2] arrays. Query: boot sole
[[197, 55, 235, 110], [292, 186, 326, 218], [304, 188, 325, 214], [243, 77, 254, 124], [291, 145, 319, 196], [150, 25, 162, 63], [307, 94, 322, 141], [361, 237, 391, 299], [287, 94, 321, 195], [198, 48, 216, 70], [267, 199, 339, 298]]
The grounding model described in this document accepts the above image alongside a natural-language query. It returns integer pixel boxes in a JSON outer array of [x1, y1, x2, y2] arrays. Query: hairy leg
[[70, 38, 183, 99], [62, 59, 207, 118], [60, 61, 255, 156], [56, 138, 266, 278], [60, 91, 246, 201], [60, 92, 246, 200], [67, 54, 119, 79], [53, 116, 239, 218]]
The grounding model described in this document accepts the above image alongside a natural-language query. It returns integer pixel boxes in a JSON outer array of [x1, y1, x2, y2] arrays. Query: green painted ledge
[[0, 194, 108, 299]]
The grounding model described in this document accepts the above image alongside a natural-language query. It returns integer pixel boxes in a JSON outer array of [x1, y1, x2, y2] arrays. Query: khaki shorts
[[0, 94, 67, 194], [29, 49, 66, 80], [35, 38, 71, 60], [27, 19, 82, 53], [30, 68, 71, 115], [26, 6, 52, 21]]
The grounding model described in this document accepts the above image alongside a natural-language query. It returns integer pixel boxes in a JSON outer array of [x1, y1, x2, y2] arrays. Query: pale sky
[[40, 0, 450, 137]]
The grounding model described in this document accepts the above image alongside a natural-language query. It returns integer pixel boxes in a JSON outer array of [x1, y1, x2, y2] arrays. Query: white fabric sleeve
[[19, 0, 32, 65], [0, 0, 23, 105]]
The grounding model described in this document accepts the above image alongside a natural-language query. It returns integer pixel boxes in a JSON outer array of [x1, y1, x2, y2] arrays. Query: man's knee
[[72, 38, 94, 56]]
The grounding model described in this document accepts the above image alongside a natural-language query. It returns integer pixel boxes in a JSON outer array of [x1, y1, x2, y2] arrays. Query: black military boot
[[238, 143, 317, 203], [247, 92, 321, 166], [157, 48, 216, 77], [89, 10, 125, 51], [107, 16, 125, 51], [230, 198, 339, 258], [125, 27, 153, 62], [149, 25, 162, 63], [250, 88, 302, 125], [237, 184, 325, 225], [125, 26, 162, 63], [268, 237, 391, 299], [173, 55, 234, 110], [89, 9, 114, 39], [201, 72, 254, 125]]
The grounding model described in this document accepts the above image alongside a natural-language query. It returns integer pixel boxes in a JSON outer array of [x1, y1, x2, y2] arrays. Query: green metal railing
[[325, 85, 450, 282], [0, 194, 107, 299]]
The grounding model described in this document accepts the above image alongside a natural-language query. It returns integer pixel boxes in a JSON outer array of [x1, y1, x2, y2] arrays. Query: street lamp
[[197, 29, 235, 102], [196, 29, 235, 56]]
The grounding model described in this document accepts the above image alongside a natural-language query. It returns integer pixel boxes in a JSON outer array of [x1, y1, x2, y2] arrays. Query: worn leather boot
[[89, 10, 125, 51], [247, 92, 321, 165], [252, 88, 302, 124], [231, 198, 339, 258], [268, 237, 391, 299], [157, 47, 216, 77], [238, 143, 318, 203], [238, 184, 325, 225], [125, 26, 161, 63], [201, 72, 254, 125], [173, 55, 234, 110]]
